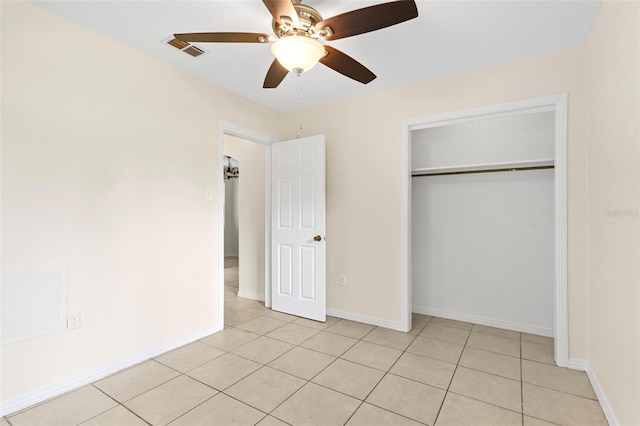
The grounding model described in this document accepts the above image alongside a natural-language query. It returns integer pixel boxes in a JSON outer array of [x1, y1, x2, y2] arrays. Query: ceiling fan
[[174, 0, 418, 88]]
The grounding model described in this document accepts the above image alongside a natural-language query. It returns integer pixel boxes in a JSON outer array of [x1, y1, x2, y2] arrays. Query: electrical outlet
[[339, 274, 347, 286], [68, 311, 81, 330]]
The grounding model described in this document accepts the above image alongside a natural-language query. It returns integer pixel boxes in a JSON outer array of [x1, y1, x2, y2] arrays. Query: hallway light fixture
[[270, 36, 325, 75], [223, 156, 239, 180]]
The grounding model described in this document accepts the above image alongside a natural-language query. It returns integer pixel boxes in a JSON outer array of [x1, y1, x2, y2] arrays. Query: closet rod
[[412, 165, 554, 177]]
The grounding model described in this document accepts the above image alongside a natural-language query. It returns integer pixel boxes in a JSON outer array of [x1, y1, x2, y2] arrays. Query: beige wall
[[585, 1, 640, 424], [3, 0, 639, 422], [284, 47, 589, 358], [0, 1, 281, 408], [223, 135, 267, 301]]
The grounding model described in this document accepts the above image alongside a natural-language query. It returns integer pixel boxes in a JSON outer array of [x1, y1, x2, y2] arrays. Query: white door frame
[[400, 93, 569, 367], [217, 121, 277, 328]]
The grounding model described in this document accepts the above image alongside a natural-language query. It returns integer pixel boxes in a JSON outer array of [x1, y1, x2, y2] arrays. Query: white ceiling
[[30, 0, 602, 112]]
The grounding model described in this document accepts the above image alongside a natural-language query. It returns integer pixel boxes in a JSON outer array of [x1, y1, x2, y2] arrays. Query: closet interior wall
[[411, 111, 556, 336]]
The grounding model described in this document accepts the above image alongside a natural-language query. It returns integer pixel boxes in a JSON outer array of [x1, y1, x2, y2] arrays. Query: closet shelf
[[411, 159, 554, 176]]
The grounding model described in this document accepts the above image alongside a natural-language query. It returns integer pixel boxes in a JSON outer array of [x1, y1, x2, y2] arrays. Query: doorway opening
[[217, 122, 276, 328], [401, 94, 569, 367], [223, 155, 239, 297]]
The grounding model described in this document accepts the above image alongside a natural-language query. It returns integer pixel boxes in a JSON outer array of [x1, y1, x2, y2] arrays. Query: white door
[[271, 135, 326, 321]]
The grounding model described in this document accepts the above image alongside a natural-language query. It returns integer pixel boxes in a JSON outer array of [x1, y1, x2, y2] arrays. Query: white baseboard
[[326, 308, 403, 332], [583, 363, 619, 426], [237, 291, 265, 302], [565, 359, 618, 425], [412, 305, 554, 337], [567, 358, 588, 371], [0, 325, 222, 417]]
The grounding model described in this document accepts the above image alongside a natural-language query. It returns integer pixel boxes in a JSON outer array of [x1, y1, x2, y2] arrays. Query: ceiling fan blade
[[263, 59, 289, 88], [314, 0, 418, 41], [174, 32, 271, 43], [319, 45, 376, 84], [262, 0, 300, 27]]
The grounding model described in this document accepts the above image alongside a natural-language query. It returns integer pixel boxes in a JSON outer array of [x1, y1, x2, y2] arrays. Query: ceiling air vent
[[182, 45, 205, 57], [165, 37, 205, 58]]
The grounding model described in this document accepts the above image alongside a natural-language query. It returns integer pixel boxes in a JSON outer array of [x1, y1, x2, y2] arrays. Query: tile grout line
[[450, 323, 527, 415], [260, 315, 417, 424], [183, 312, 583, 424], [203, 309, 584, 425], [172, 319, 299, 424], [431, 320, 473, 425], [166, 293, 288, 423], [221, 314, 356, 423], [333, 319, 434, 425], [107, 360, 229, 425], [221, 260, 296, 424], [161, 392, 222, 425], [343, 317, 429, 425], [87, 384, 151, 426], [252, 320, 357, 425], [338, 325, 401, 426]]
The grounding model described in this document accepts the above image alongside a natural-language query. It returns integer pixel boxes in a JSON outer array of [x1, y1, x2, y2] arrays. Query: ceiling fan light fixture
[[271, 36, 325, 75]]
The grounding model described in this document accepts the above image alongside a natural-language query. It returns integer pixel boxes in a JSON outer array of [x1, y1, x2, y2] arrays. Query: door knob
[[313, 235, 322, 242]]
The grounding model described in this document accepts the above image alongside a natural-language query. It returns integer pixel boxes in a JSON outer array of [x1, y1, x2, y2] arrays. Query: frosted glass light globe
[[271, 36, 325, 75]]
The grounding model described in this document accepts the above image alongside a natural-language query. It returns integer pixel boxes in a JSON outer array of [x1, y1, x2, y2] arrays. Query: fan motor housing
[[271, 3, 323, 38]]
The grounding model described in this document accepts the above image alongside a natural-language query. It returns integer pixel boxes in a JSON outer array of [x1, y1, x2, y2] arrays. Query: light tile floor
[[3, 258, 607, 425]]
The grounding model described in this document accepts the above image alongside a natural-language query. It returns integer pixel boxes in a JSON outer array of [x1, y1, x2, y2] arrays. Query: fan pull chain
[[296, 79, 303, 138]]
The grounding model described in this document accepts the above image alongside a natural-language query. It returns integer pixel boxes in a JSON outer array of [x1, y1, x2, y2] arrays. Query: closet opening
[[401, 94, 568, 367]]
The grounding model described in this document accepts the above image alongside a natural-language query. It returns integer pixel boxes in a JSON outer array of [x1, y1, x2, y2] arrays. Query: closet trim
[[400, 93, 569, 367]]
